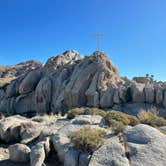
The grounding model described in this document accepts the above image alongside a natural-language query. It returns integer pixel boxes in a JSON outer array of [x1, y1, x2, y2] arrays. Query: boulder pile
[[0, 114, 165, 166], [0, 50, 166, 116]]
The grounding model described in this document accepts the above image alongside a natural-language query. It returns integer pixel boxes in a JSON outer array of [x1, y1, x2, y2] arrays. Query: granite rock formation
[[0, 50, 166, 116]]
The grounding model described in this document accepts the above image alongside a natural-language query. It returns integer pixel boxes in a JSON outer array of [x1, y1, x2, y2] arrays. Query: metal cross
[[96, 33, 104, 51]]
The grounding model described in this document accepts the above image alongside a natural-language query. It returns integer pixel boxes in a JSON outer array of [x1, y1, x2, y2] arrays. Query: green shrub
[[105, 110, 139, 126], [67, 107, 107, 119], [70, 127, 107, 153]]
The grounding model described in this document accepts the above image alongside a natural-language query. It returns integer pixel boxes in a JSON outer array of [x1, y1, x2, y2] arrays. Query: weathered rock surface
[[71, 115, 103, 125], [0, 60, 41, 88], [9, 144, 31, 162], [89, 136, 130, 166], [19, 70, 41, 94], [30, 137, 50, 166], [124, 124, 166, 166], [130, 83, 145, 102]]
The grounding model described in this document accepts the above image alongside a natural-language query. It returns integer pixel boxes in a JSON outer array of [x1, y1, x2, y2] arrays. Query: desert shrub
[[105, 111, 139, 126], [105, 111, 130, 125], [83, 108, 107, 117], [67, 108, 85, 119], [67, 107, 107, 119], [108, 119, 126, 134], [137, 109, 166, 127], [127, 115, 140, 126], [70, 127, 107, 153]]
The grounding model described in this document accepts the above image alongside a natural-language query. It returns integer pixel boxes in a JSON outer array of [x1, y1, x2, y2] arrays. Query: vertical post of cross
[[96, 33, 104, 51]]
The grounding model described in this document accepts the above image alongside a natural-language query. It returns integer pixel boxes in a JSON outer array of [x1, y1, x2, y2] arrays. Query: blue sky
[[0, 0, 166, 80]]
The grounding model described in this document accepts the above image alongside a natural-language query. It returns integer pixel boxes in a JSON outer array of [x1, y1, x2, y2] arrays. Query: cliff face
[[0, 50, 166, 116]]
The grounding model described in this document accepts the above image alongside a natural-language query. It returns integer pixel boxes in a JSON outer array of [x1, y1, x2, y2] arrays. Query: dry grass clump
[[105, 111, 140, 126], [67, 107, 107, 119], [70, 126, 107, 153], [137, 108, 166, 127], [108, 119, 126, 134], [32, 112, 56, 122], [104, 111, 140, 134]]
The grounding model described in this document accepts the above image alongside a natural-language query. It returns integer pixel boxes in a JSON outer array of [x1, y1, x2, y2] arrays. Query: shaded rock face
[[0, 50, 166, 115]]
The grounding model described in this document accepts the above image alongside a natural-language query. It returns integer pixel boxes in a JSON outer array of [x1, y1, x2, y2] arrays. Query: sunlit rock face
[[0, 50, 166, 116]]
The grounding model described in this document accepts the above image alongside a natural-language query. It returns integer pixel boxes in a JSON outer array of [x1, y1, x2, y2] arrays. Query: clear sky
[[0, 0, 166, 81]]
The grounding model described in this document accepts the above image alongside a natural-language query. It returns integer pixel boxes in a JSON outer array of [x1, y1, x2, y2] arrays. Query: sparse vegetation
[[67, 107, 107, 119], [67, 107, 166, 134], [137, 108, 166, 127], [105, 111, 140, 126], [70, 126, 107, 153], [104, 110, 140, 134], [108, 119, 126, 134]]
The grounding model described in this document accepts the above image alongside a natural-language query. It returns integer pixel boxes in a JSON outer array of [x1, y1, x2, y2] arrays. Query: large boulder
[[5, 80, 17, 98], [15, 92, 37, 114], [144, 84, 154, 103], [30, 137, 50, 166], [64, 148, 79, 166], [89, 136, 129, 166], [52, 133, 71, 162], [113, 88, 121, 104], [130, 83, 145, 102], [30, 143, 45, 166], [19, 70, 41, 94], [100, 84, 116, 108], [20, 121, 44, 144], [35, 77, 52, 114], [9, 143, 31, 162], [0, 115, 39, 143], [124, 124, 166, 166], [64, 59, 98, 108], [155, 88, 163, 105], [44, 50, 82, 74], [0, 97, 16, 115], [85, 72, 100, 107]]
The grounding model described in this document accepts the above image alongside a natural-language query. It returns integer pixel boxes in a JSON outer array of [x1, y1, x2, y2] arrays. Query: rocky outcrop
[[0, 114, 166, 166], [0, 60, 42, 88], [0, 50, 166, 116], [124, 124, 166, 166]]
